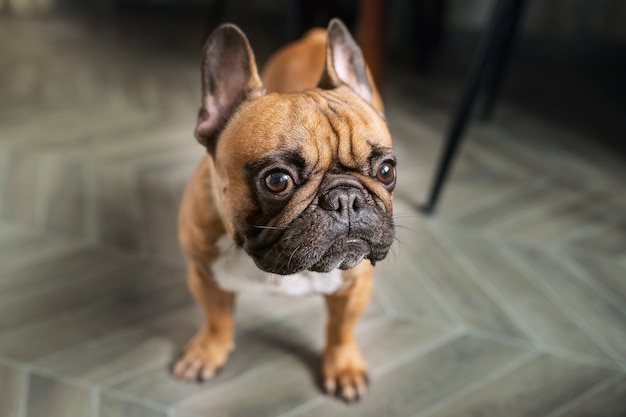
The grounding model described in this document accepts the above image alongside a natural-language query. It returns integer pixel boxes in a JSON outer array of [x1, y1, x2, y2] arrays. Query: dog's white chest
[[211, 236, 345, 296]]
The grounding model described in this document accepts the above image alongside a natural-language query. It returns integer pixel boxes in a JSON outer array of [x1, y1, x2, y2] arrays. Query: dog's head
[[194, 19, 395, 275]]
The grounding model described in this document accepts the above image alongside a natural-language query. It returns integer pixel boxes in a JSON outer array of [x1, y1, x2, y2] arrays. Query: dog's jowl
[[175, 18, 395, 403]]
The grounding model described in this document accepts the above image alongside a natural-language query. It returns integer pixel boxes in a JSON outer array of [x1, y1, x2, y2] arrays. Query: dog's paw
[[323, 343, 369, 403], [173, 330, 234, 382]]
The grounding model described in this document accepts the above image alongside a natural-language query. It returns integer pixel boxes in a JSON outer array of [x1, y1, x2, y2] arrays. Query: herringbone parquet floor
[[1, 11, 626, 417]]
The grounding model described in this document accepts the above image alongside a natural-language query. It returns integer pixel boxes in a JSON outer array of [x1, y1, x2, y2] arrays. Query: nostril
[[351, 193, 364, 211], [320, 192, 337, 211]]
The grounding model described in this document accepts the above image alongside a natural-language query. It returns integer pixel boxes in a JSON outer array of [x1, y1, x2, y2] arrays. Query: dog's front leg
[[174, 263, 235, 382], [323, 262, 373, 402]]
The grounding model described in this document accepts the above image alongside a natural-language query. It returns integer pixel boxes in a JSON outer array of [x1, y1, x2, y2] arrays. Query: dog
[[175, 18, 395, 402]]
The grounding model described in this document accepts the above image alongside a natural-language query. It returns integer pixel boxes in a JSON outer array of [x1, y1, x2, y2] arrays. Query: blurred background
[[1, 1, 625, 416]]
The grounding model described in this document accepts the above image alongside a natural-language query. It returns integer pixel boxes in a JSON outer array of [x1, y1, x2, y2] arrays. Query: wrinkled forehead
[[216, 88, 392, 170]]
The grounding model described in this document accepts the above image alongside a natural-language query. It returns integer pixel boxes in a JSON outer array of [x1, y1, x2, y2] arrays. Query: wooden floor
[[1, 13, 626, 417]]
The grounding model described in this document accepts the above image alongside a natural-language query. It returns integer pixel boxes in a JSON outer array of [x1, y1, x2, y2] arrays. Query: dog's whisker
[[287, 244, 304, 271], [250, 224, 290, 230], [394, 224, 423, 236]]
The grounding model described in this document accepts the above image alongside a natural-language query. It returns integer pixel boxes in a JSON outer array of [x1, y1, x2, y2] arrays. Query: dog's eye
[[376, 162, 396, 186], [265, 172, 294, 194]]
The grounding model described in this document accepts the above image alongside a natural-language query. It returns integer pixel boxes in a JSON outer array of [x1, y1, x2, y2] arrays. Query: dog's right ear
[[195, 24, 264, 154], [318, 18, 373, 105]]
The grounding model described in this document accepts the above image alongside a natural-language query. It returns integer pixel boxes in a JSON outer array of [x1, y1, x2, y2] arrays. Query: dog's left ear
[[318, 18, 373, 105], [195, 24, 264, 154]]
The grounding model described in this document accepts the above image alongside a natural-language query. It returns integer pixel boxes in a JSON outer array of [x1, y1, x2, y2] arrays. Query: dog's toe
[[184, 360, 203, 381], [340, 370, 368, 403], [173, 331, 232, 382], [341, 380, 357, 403], [324, 369, 368, 403], [200, 365, 217, 381], [323, 344, 369, 403], [324, 378, 337, 395], [173, 352, 221, 382]]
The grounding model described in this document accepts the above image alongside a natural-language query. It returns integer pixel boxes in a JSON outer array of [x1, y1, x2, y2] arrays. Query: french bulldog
[[175, 18, 395, 402]]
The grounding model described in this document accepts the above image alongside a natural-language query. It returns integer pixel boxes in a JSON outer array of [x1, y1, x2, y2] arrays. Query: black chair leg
[[481, 0, 527, 120], [422, 0, 525, 214]]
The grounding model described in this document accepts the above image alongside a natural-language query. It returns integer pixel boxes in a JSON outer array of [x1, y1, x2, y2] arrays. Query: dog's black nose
[[320, 186, 365, 217]]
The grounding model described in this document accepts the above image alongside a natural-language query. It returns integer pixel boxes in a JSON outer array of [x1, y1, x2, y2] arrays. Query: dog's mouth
[[246, 232, 392, 275], [309, 237, 369, 272], [310, 237, 386, 272]]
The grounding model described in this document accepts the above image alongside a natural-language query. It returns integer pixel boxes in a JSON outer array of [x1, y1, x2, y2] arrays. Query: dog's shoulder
[[178, 157, 227, 264]]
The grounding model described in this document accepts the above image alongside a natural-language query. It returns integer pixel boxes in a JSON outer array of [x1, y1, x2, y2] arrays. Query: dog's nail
[[201, 367, 216, 381], [356, 374, 368, 397], [183, 360, 202, 381], [342, 385, 357, 403], [356, 381, 367, 398], [173, 360, 188, 379], [324, 379, 337, 394]]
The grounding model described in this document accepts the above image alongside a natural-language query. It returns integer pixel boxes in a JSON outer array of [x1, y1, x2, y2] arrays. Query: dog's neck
[[212, 235, 346, 296]]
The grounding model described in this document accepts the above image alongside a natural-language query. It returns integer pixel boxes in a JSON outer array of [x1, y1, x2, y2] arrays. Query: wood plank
[[553, 377, 626, 417], [424, 354, 619, 417], [0, 264, 191, 361], [406, 228, 526, 338], [0, 246, 134, 293], [0, 361, 26, 417], [508, 245, 626, 364], [99, 391, 168, 417], [0, 235, 82, 275], [39, 158, 87, 237], [440, 231, 612, 360], [25, 373, 92, 417], [0, 259, 181, 331], [439, 179, 543, 225], [571, 254, 626, 307], [500, 191, 626, 245], [1, 149, 44, 226], [34, 306, 198, 384], [567, 216, 626, 258]]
